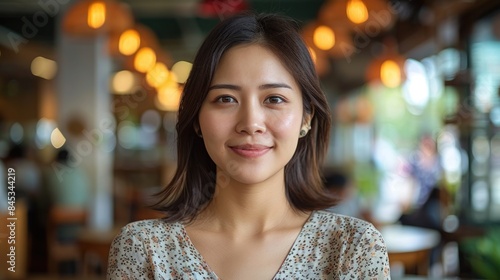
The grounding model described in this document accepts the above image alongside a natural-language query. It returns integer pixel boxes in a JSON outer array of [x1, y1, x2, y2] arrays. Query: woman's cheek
[[270, 112, 301, 135], [200, 110, 227, 136]]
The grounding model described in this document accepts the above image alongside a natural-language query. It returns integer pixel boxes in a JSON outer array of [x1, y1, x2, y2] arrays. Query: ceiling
[[0, 0, 326, 43], [0, 0, 326, 74], [0, 0, 499, 91]]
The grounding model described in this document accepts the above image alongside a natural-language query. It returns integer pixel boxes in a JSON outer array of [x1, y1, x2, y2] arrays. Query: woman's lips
[[229, 144, 272, 158]]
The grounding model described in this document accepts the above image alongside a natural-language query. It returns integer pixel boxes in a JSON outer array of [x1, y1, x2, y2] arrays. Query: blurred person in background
[[399, 135, 442, 230]]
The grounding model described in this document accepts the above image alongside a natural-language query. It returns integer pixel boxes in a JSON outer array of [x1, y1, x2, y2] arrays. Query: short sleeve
[[107, 225, 154, 280], [349, 224, 391, 279]]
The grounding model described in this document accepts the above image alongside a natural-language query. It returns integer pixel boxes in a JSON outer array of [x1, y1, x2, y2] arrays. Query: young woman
[[107, 13, 390, 279]]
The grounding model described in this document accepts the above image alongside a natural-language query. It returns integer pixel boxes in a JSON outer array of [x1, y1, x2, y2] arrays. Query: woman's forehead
[[212, 44, 300, 87]]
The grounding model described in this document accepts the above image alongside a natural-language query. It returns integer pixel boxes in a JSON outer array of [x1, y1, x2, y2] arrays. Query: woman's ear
[[302, 106, 314, 130], [299, 112, 313, 138], [302, 112, 313, 128]]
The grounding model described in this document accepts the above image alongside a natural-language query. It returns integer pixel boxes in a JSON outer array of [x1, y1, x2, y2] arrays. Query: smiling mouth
[[229, 144, 272, 158]]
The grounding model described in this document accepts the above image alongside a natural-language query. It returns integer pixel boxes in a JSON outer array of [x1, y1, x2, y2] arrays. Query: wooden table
[[380, 225, 441, 275]]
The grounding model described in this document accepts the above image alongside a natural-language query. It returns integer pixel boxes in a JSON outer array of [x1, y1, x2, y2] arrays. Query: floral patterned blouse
[[107, 210, 391, 279]]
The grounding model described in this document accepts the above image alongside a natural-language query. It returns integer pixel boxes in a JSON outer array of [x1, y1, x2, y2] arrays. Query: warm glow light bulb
[[313, 25, 335, 51], [346, 0, 369, 24], [88, 2, 106, 29], [146, 62, 169, 88], [380, 60, 401, 88], [119, 29, 140, 56], [134, 47, 156, 73]]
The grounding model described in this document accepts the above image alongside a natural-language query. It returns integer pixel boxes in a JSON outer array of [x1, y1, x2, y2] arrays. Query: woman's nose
[[235, 102, 266, 135]]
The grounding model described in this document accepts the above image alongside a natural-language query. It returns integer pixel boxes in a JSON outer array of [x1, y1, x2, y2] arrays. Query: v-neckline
[[179, 211, 316, 279]]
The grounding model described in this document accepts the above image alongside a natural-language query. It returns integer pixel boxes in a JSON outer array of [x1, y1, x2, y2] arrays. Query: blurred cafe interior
[[0, 0, 500, 279]]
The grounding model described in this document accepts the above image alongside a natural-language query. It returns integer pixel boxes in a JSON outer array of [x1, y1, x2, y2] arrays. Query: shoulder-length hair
[[154, 12, 334, 222]]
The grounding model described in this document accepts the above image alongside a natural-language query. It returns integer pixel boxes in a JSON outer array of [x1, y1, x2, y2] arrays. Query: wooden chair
[[46, 206, 87, 276]]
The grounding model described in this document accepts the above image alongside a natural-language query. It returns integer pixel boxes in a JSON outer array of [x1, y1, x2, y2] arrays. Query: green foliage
[[353, 162, 379, 197], [461, 227, 500, 280]]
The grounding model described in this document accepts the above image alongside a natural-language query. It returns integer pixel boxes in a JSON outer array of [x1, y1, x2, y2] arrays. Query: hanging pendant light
[[380, 59, 402, 88], [133, 47, 157, 73], [346, 0, 369, 24], [108, 24, 160, 57], [301, 22, 331, 76], [302, 22, 353, 60], [63, 0, 134, 37], [319, 0, 396, 31], [302, 21, 355, 76], [87, 1, 106, 29], [117, 29, 141, 55], [313, 25, 336, 51], [366, 38, 406, 88]]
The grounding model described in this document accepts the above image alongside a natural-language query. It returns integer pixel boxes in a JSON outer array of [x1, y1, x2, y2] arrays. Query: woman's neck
[[197, 171, 299, 238]]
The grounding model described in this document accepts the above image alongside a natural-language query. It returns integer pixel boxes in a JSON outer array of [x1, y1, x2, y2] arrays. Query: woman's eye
[[216, 96, 236, 103], [266, 96, 285, 104]]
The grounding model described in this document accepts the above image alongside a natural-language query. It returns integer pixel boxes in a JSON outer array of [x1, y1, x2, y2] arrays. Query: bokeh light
[[112, 70, 136, 94], [35, 118, 56, 148], [88, 2, 106, 29], [50, 128, 66, 149], [140, 110, 161, 133], [346, 0, 368, 24], [171, 61, 192, 84], [117, 121, 138, 149], [10, 123, 24, 144], [119, 29, 141, 56], [380, 60, 401, 88], [403, 59, 430, 115], [313, 25, 335, 51], [134, 47, 156, 73], [31, 56, 57, 80]]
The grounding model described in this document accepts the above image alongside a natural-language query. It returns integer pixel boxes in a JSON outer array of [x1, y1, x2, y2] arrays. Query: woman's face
[[198, 43, 307, 186]]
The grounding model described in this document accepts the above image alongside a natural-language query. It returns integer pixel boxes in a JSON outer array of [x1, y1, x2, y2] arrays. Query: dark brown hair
[[154, 12, 334, 222]]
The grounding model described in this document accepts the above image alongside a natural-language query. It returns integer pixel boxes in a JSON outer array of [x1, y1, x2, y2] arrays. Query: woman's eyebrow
[[208, 84, 240, 91], [208, 83, 292, 91], [258, 83, 292, 90]]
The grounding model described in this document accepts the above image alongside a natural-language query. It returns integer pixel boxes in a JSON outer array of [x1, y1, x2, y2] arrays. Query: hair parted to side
[[154, 12, 335, 223]]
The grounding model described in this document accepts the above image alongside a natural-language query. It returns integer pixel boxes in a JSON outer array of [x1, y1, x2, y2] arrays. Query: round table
[[380, 225, 441, 275]]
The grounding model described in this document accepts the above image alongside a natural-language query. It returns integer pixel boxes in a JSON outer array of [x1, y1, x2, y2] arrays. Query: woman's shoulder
[[310, 210, 379, 236], [115, 218, 184, 239]]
